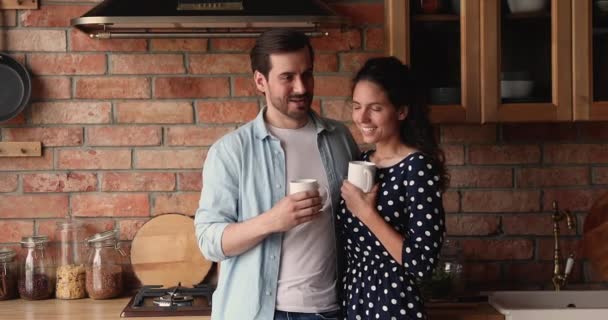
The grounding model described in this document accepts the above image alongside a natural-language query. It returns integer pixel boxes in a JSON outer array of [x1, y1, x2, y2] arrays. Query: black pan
[[0, 53, 31, 122]]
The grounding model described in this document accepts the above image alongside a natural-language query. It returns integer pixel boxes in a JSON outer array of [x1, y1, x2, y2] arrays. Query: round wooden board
[[130, 214, 212, 288], [583, 192, 608, 280]]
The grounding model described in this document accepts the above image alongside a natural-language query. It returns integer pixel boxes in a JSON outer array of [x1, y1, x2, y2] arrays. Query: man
[[194, 29, 359, 320]]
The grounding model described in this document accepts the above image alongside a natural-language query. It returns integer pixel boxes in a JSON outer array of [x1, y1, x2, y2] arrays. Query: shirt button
[[265, 290, 271, 296]]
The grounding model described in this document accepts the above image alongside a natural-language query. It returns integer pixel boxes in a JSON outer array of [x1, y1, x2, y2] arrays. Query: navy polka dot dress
[[337, 151, 445, 320]]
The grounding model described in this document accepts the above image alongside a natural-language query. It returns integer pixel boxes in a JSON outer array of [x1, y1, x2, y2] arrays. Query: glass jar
[[19, 235, 55, 300], [55, 220, 87, 299], [0, 247, 18, 300], [86, 230, 125, 299], [420, 239, 465, 300]]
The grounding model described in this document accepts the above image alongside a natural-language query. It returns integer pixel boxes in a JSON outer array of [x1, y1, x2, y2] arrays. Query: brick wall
[[0, 0, 606, 291]]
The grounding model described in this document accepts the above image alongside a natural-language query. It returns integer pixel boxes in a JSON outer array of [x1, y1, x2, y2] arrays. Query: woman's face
[[351, 80, 407, 145]]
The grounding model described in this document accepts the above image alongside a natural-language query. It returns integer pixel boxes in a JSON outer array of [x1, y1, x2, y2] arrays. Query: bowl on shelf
[[597, 0, 608, 13], [429, 87, 461, 105], [501, 80, 534, 99], [507, 0, 547, 14]]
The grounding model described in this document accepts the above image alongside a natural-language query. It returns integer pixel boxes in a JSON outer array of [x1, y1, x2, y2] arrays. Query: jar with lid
[[86, 230, 125, 299], [55, 220, 87, 299], [19, 235, 55, 300], [0, 247, 18, 300]]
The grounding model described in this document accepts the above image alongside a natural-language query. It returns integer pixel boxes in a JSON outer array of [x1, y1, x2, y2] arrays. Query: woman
[[338, 56, 448, 320]]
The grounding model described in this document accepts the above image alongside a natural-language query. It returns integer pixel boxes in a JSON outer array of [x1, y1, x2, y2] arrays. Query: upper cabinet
[[386, 0, 604, 123]]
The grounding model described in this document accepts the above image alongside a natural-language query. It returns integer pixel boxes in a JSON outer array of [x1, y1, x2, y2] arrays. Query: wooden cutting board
[[582, 192, 608, 280], [130, 214, 213, 288]]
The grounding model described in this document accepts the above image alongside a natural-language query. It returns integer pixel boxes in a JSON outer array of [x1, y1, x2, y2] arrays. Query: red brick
[[3, 127, 83, 146], [37, 219, 115, 242], [462, 190, 540, 212], [502, 214, 577, 236], [0, 30, 66, 51], [150, 39, 208, 52], [0, 113, 25, 125], [441, 125, 497, 143], [502, 262, 559, 285], [0, 151, 53, 171], [178, 172, 202, 191], [442, 190, 460, 213], [21, 5, 91, 27], [188, 54, 249, 74], [542, 189, 607, 212], [87, 126, 161, 146], [460, 239, 534, 260], [537, 238, 580, 260], [503, 123, 578, 142], [331, 3, 385, 25], [116, 101, 194, 124], [58, 149, 131, 170], [517, 167, 590, 187], [0, 10, 16, 26], [101, 172, 176, 192], [233, 76, 258, 97], [0, 174, 18, 192], [70, 29, 147, 52], [210, 38, 255, 52], [28, 53, 106, 75], [111, 54, 185, 74], [75, 77, 150, 99], [316, 53, 339, 72], [0, 195, 68, 218], [323, 99, 352, 122], [134, 149, 206, 169], [578, 122, 608, 140], [340, 52, 383, 72], [167, 126, 235, 146], [316, 76, 352, 96], [152, 192, 200, 216], [544, 144, 608, 164], [117, 219, 149, 240], [196, 100, 259, 123], [593, 167, 608, 184], [154, 77, 229, 99], [23, 173, 97, 193], [311, 29, 361, 51], [448, 167, 512, 188], [446, 214, 500, 236], [32, 76, 71, 100], [469, 145, 541, 165], [0, 221, 34, 242], [443, 145, 465, 165], [464, 262, 501, 284], [30, 102, 111, 124], [365, 27, 385, 51], [72, 194, 150, 217]]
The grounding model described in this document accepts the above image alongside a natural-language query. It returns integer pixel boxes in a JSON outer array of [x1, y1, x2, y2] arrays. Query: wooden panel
[[461, 0, 481, 122], [572, 0, 595, 120], [480, 0, 500, 122], [551, 0, 572, 121], [0, 141, 41, 157], [0, 0, 38, 10], [385, 0, 410, 63]]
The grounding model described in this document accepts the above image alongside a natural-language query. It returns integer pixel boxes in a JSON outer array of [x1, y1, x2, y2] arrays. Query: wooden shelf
[[505, 12, 550, 20], [0, 0, 38, 10], [413, 14, 460, 22]]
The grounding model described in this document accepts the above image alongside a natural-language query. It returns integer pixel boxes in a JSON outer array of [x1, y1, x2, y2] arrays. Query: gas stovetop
[[121, 283, 213, 317]]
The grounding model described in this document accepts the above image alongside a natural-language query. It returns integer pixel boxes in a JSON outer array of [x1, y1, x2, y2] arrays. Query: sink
[[487, 291, 608, 320]]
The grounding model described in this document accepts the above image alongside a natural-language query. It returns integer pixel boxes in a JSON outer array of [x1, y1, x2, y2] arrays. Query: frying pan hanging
[[0, 53, 31, 122]]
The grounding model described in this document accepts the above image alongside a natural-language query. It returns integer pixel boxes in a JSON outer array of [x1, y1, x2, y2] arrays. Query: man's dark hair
[[250, 29, 315, 78]]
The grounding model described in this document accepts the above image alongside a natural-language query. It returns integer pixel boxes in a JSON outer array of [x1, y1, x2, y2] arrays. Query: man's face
[[254, 47, 314, 124]]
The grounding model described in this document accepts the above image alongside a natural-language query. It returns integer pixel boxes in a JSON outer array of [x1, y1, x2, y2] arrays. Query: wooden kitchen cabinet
[[573, 0, 608, 120], [385, 0, 577, 123]]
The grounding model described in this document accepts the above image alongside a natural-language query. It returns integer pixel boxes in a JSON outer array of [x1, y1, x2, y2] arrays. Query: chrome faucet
[[551, 200, 576, 291]]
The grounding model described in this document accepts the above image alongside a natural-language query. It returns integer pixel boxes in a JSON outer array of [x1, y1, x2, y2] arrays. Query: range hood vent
[[71, 0, 349, 39]]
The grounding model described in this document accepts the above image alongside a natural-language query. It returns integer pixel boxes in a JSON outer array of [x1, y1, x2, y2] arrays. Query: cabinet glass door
[[385, 0, 480, 123], [481, 0, 572, 122]]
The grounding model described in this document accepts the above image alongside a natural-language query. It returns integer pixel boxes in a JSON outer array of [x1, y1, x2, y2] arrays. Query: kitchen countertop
[[0, 297, 503, 320]]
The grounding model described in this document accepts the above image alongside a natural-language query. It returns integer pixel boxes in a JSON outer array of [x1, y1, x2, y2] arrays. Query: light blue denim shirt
[[194, 108, 359, 320]]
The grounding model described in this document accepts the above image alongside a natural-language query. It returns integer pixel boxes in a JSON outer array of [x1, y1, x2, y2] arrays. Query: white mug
[[289, 179, 330, 211], [348, 161, 376, 192]]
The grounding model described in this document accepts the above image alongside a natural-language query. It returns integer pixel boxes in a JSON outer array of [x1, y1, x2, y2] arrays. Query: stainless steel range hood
[[71, 0, 349, 39]]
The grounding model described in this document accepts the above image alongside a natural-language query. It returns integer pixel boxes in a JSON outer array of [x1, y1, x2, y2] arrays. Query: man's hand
[[268, 190, 323, 232]]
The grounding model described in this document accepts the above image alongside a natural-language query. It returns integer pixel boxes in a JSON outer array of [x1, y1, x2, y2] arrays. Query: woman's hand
[[341, 180, 379, 224]]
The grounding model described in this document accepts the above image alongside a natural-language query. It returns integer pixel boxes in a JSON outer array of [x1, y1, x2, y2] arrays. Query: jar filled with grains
[[55, 220, 87, 299], [86, 230, 125, 299], [19, 236, 55, 300], [0, 247, 18, 300]]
